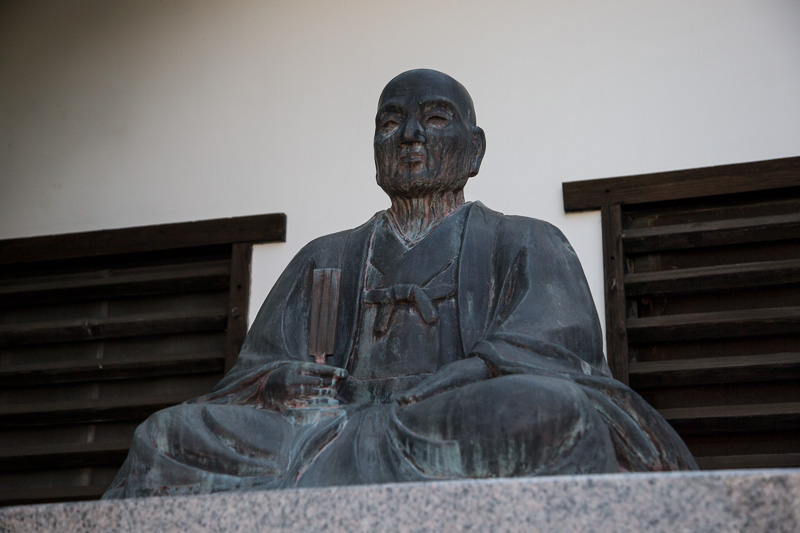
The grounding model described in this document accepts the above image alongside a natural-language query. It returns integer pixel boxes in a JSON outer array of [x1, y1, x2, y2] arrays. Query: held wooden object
[[309, 269, 341, 365]]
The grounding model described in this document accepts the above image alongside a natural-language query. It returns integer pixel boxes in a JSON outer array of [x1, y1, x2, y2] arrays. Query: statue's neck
[[387, 190, 466, 244]]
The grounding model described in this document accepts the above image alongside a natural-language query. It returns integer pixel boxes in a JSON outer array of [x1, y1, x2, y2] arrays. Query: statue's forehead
[[378, 72, 471, 111], [378, 79, 475, 125]]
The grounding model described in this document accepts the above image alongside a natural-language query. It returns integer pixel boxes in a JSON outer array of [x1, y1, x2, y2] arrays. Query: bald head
[[374, 69, 486, 198]]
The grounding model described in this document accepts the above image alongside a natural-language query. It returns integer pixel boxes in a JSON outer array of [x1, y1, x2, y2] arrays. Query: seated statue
[[104, 69, 696, 498]]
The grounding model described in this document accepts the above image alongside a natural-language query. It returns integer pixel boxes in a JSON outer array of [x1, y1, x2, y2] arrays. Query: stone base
[[1, 469, 798, 532]]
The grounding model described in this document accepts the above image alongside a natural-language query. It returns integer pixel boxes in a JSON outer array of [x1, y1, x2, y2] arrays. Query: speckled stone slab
[[1, 469, 798, 532]]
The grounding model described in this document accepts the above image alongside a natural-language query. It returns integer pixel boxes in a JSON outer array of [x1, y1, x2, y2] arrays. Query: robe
[[104, 202, 696, 498]]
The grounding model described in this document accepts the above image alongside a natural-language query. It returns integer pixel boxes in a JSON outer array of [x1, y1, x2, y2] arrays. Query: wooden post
[[601, 203, 630, 384], [224, 243, 253, 373]]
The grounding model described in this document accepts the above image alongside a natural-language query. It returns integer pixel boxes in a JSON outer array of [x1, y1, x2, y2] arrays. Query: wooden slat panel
[[0, 310, 228, 347], [0, 213, 286, 265], [0, 421, 138, 450], [629, 334, 800, 363], [567, 160, 800, 472], [0, 484, 111, 506], [681, 430, 800, 458], [623, 194, 800, 229], [629, 352, 800, 388], [625, 258, 800, 296], [0, 351, 224, 386], [0, 214, 272, 505], [631, 240, 800, 274], [641, 381, 800, 411], [2, 373, 220, 409], [634, 286, 800, 318], [0, 392, 198, 427], [0, 440, 131, 471], [695, 453, 800, 470], [660, 402, 800, 434], [0, 259, 230, 306], [562, 156, 800, 212], [622, 212, 800, 253], [627, 307, 800, 343], [1, 333, 226, 370]]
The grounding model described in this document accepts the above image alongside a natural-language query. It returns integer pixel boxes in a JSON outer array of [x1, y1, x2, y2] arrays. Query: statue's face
[[374, 70, 484, 198]]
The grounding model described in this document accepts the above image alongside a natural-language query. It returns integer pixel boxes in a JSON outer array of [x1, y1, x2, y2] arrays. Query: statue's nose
[[401, 116, 425, 143]]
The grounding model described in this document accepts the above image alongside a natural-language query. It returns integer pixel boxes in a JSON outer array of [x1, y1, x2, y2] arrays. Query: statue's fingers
[[301, 363, 348, 380], [293, 373, 337, 388], [290, 375, 324, 387], [396, 392, 419, 407], [287, 383, 316, 397], [398, 382, 438, 405], [314, 387, 336, 398], [288, 384, 336, 398]]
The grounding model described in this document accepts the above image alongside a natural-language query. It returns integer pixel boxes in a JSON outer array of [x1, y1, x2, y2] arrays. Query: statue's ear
[[468, 127, 486, 177]]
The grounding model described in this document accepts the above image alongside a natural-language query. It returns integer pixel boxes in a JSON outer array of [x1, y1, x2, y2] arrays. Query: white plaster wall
[[2, 0, 799, 335]]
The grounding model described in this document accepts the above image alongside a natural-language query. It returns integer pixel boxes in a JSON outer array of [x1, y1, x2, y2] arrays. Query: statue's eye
[[379, 119, 400, 135], [424, 114, 449, 128]]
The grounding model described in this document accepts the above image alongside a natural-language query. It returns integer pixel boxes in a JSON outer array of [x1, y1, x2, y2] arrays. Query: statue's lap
[[142, 374, 618, 488]]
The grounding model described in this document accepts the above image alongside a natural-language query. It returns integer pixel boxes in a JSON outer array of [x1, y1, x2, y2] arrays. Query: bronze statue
[[104, 69, 696, 498]]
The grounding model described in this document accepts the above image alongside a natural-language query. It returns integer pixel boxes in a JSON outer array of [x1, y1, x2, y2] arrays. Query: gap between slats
[[622, 212, 800, 253], [0, 310, 228, 347], [626, 306, 800, 343], [625, 258, 800, 296]]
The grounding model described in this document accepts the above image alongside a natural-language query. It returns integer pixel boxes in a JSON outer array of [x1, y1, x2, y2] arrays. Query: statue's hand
[[396, 357, 491, 407], [261, 362, 347, 409]]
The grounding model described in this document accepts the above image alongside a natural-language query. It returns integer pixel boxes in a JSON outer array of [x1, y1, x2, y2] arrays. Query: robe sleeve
[[469, 217, 612, 379], [196, 241, 319, 404], [466, 216, 696, 470]]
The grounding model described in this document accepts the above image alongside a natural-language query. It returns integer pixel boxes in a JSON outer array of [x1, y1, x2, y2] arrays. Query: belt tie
[[364, 284, 453, 333]]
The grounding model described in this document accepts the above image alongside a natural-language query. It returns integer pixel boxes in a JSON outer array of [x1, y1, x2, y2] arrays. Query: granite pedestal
[[1, 469, 798, 532]]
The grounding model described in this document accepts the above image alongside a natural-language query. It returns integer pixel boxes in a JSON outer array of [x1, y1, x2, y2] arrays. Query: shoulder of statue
[[290, 213, 379, 270], [471, 202, 554, 232], [475, 206, 560, 243], [467, 206, 575, 265], [301, 214, 379, 252]]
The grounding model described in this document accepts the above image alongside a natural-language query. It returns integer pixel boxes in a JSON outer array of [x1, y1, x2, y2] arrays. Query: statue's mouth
[[398, 149, 425, 164]]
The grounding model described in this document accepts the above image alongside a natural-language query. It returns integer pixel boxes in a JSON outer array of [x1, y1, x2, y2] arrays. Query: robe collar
[[333, 201, 503, 367]]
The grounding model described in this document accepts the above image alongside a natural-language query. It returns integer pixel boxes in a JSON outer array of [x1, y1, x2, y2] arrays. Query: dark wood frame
[[0, 213, 285, 372], [563, 156, 800, 212], [563, 156, 800, 379], [563, 156, 800, 470], [0, 213, 285, 505]]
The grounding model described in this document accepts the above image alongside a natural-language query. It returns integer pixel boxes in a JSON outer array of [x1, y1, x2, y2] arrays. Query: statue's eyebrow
[[376, 103, 404, 117], [420, 98, 458, 116]]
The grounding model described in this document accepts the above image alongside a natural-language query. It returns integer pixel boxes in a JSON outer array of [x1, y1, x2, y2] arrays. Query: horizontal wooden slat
[[694, 453, 800, 470], [623, 195, 800, 229], [0, 351, 224, 387], [0, 310, 228, 347], [0, 213, 286, 265], [0, 260, 231, 306], [625, 259, 800, 296], [627, 306, 800, 343], [661, 402, 800, 434], [562, 156, 800, 212], [0, 392, 197, 427], [622, 212, 800, 253], [0, 484, 110, 506], [0, 440, 131, 471], [628, 352, 800, 388]]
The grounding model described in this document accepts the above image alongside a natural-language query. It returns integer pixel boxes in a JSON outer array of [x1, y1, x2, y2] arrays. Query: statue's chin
[[378, 173, 468, 199]]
